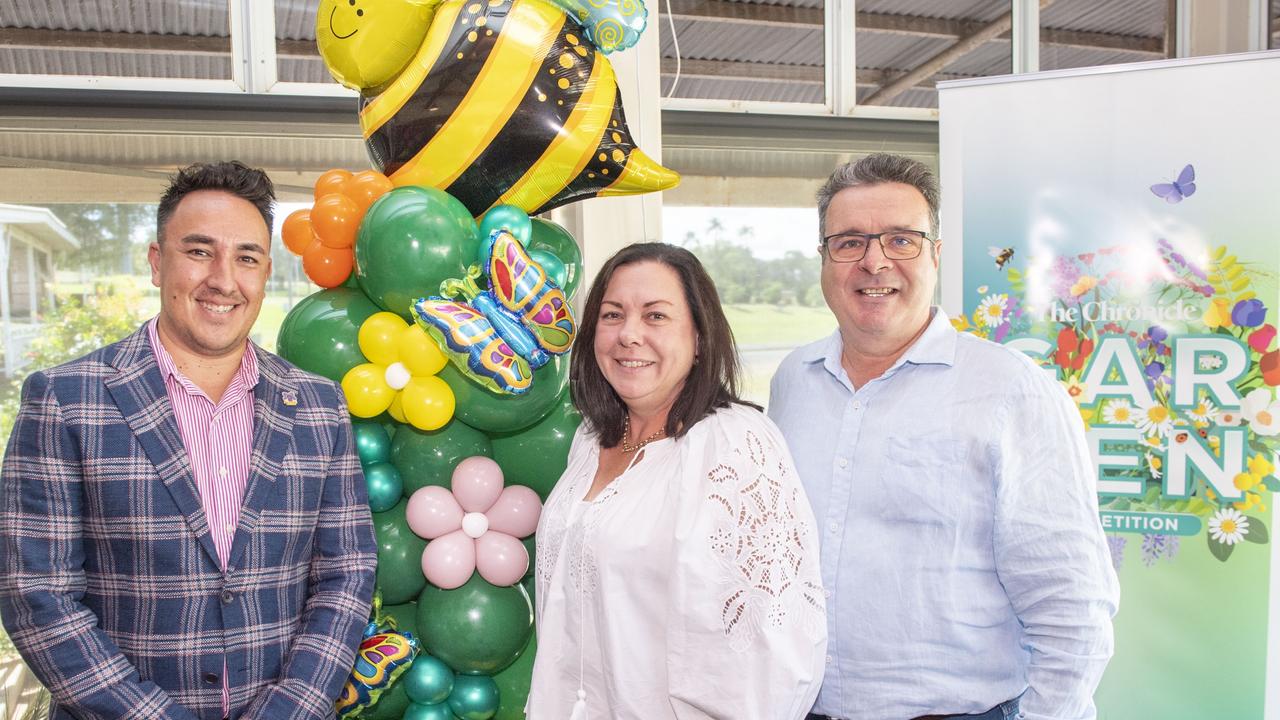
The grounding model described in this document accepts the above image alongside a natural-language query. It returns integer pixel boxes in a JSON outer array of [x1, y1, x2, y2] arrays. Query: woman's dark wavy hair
[[570, 242, 757, 448]]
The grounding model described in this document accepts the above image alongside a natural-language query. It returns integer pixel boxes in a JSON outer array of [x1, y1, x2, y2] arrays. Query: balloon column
[[279, 0, 672, 712]]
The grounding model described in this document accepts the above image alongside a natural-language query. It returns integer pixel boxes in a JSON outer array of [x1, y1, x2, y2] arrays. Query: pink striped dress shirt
[[147, 317, 258, 714]]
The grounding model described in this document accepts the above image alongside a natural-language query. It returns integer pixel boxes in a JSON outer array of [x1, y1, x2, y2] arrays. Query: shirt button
[[825, 655, 833, 664], [202, 672, 220, 684], [221, 590, 235, 604], [838, 457, 848, 469], [824, 588, 832, 598], [225, 523, 236, 534], [828, 521, 839, 533], [219, 467, 229, 478], [852, 400, 862, 410]]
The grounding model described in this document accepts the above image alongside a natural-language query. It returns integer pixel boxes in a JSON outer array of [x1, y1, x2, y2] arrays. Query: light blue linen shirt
[[768, 308, 1119, 720]]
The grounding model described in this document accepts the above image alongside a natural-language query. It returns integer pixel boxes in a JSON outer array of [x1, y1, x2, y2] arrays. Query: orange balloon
[[314, 169, 354, 199], [302, 243, 354, 288], [343, 171, 395, 214], [310, 193, 361, 250], [281, 209, 315, 256]]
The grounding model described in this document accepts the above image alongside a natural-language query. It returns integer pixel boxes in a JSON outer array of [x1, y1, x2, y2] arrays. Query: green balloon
[[363, 682, 412, 720], [491, 389, 581, 500], [404, 655, 454, 705], [448, 675, 500, 720], [391, 419, 493, 494], [354, 422, 393, 464], [492, 634, 535, 720], [441, 354, 569, 435], [276, 287, 381, 383], [373, 500, 428, 605], [477, 205, 533, 265], [528, 218, 581, 300], [365, 462, 404, 513], [528, 248, 567, 290], [403, 702, 454, 720], [382, 601, 419, 635], [417, 574, 533, 675], [356, 186, 480, 320]]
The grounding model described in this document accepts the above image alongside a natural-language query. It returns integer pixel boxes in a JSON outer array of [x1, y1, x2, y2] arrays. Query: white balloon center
[[384, 362, 411, 390], [462, 512, 489, 539]]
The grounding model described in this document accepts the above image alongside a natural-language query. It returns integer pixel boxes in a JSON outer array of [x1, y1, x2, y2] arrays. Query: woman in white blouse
[[527, 243, 827, 720]]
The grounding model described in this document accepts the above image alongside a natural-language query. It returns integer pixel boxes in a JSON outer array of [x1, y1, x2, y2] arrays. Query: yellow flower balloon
[[342, 311, 455, 430]]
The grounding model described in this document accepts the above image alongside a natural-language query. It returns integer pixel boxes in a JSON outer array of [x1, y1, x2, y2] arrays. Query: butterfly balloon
[[1150, 164, 1196, 204], [336, 621, 420, 717], [414, 230, 576, 395]]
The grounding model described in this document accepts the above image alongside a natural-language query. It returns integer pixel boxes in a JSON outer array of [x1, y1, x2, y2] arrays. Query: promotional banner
[[940, 52, 1280, 719]]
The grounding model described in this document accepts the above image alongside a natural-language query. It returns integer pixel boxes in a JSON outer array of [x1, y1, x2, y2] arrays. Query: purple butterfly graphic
[[1150, 164, 1196, 204]]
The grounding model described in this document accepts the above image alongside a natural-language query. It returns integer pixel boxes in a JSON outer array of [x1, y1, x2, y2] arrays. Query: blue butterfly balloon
[[413, 230, 576, 395], [1150, 164, 1196, 204]]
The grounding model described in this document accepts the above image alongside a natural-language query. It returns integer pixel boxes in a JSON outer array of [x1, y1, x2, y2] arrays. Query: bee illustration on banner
[[413, 230, 576, 395], [988, 246, 1014, 271]]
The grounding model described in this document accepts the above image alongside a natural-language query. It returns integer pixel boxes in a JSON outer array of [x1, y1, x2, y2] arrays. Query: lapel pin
[[282, 390, 298, 406]]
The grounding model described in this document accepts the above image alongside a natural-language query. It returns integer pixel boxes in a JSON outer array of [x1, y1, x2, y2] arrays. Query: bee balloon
[[316, 0, 679, 217]]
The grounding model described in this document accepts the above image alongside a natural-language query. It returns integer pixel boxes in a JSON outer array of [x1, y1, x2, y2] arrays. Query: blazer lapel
[[225, 346, 297, 572], [103, 324, 223, 569]]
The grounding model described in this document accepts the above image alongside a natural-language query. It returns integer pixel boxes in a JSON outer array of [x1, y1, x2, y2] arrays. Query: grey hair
[[816, 153, 940, 238]]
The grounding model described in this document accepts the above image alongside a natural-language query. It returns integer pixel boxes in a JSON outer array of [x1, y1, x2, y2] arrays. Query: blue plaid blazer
[[0, 324, 377, 719]]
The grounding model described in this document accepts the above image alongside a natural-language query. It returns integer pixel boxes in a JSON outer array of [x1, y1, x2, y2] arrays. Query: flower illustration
[[405, 456, 543, 589], [1106, 535, 1126, 571], [976, 294, 1009, 328], [1231, 298, 1267, 328], [1203, 297, 1233, 329], [1198, 354, 1224, 371], [1242, 387, 1280, 436], [1062, 377, 1088, 404], [1187, 397, 1217, 424], [1144, 452, 1162, 480], [1217, 409, 1243, 427], [1247, 453, 1275, 478], [1208, 508, 1250, 545], [1134, 398, 1174, 437], [1102, 399, 1135, 425], [1069, 275, 1098, 297], [1249, 324, 1276, 353]]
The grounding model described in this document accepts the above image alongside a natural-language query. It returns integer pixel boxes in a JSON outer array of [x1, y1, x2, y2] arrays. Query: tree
[[49, 203, 156, 275]]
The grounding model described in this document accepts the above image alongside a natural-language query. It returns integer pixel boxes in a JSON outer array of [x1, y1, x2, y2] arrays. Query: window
[[1039, 0, 1170, 72]]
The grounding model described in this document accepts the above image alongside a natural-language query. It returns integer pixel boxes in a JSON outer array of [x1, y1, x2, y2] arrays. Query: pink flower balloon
[[486, 485, 542, 538], [451, 456, 505, 512], [421, 529, 476, 590], [405, 485, 462, 540], [405, 455, 543, 589], [475, 532, 529, 586]]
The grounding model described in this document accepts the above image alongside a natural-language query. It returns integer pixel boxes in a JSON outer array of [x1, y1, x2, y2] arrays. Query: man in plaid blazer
[[0, 162, 377, 719]]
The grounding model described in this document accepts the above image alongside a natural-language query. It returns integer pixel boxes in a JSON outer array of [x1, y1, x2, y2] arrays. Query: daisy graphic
[[1208, 508, 1250, 545], [1102, 399, 1135, 425], [1187, 397, 1218, 424], [975, 294, 1008, 328], [1198, 354, 1224, 371], [1134, 398, 1174, 437], [1144, 452, 1162, 480]]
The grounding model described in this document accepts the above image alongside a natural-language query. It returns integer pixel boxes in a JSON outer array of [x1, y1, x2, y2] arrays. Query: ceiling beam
[[661, 58, 970, 91], [665, 0, 1161, 55], [0, 27, 317, 58]]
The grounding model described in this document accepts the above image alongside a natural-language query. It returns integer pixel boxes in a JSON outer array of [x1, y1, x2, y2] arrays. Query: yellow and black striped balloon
[[355, 0, 679, 217]]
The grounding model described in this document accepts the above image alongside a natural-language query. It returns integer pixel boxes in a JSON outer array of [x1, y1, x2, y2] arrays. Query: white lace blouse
[[527, 403, 827, 720]]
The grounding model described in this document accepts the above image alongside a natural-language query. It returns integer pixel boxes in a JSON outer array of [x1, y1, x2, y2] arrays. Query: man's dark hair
[[570, 242, 757, 448], [156, 161, 275, 241], [817, 153, 940, 237]]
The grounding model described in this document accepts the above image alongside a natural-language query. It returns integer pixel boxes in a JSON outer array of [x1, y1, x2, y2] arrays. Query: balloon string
[[663, 0, 682, 99]]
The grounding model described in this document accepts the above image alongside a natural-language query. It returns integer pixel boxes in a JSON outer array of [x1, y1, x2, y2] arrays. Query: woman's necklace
[[620, 414, 665, 453]]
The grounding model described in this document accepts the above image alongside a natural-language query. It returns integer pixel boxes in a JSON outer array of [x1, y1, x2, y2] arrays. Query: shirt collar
[[146, 315, 260, 399], [806, 307, 958, 375]]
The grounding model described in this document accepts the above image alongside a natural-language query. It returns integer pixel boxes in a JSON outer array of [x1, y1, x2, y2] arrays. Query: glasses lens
[[827, 234, 868, 262], [882, 232, 925, 259]]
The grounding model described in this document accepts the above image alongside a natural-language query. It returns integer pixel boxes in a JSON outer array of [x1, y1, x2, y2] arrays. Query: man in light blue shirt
[[769, 154, 1119, 720]]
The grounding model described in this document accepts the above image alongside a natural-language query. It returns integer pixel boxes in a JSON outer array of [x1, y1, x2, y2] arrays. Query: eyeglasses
[[821, 230, 934, 263]]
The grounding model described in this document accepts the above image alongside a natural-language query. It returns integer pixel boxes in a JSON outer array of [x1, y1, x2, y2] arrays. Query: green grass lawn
[[723, 303, 834, 348]]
